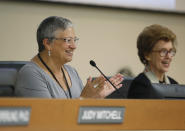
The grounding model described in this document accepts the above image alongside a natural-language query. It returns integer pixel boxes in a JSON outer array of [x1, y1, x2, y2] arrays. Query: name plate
[[78, 106, 125, 124], [0, 107, 31, 126]]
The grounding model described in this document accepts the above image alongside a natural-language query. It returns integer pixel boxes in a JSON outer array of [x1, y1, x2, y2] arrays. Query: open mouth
[[161, 61, 170, 67], [65, 50, 73, 56]]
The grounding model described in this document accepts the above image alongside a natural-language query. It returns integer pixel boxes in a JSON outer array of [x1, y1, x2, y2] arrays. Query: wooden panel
[[0, 98, 185, 131]]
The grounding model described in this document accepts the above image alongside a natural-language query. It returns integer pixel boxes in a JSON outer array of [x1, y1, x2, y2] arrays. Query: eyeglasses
[[152, 49, 176, 57], [52, 37, 79, 45]]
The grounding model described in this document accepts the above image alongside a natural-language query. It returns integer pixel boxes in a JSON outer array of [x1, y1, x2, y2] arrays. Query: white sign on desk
[[78, 106, 125, 124], [0, 107, 31, 126]]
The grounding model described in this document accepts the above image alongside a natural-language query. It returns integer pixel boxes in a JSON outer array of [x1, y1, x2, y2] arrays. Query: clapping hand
[[80, 76, 105, 98], [80, 74, 123, 99], [99, 73, 123, 98]]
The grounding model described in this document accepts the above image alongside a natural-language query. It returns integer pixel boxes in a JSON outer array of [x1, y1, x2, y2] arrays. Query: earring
[[48, 50, 51, 56]]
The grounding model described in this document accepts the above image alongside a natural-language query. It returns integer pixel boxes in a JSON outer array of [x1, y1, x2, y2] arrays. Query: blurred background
[[0, 0, 185, 84]]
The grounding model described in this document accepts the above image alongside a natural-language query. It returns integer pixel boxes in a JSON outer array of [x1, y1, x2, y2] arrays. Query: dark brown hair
[[137, 24, 177, 65]]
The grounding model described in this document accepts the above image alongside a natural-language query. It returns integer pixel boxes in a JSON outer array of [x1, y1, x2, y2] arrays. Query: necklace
[[37, 53, 72, 98]]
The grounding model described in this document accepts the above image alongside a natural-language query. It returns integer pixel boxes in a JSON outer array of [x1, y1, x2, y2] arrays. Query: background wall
[[0, 1, 185, 84]]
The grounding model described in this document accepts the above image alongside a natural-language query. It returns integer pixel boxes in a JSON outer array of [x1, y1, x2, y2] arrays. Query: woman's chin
[[161, 68, 169, 73], [66, 57, 73, 62]]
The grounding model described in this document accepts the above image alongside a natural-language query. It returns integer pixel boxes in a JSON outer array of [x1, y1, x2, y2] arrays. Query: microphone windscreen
[[90, 60, 96, 67]]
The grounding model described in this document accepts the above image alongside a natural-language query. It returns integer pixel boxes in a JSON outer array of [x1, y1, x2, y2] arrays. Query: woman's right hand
[[80, 76, 105, 99]]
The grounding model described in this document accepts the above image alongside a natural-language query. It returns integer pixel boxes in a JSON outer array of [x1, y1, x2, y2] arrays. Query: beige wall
[[176, 0, 185, 12], [0, 1, 185, 84]]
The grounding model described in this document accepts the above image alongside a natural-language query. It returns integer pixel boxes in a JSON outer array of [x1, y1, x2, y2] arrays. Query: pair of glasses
[[152, 49, 176, 57], [52, 37, 79, 45]]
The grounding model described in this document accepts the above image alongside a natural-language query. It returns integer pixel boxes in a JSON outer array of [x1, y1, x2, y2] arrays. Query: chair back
[[0, 61, 28, 97], [106, 77, 134, 99]]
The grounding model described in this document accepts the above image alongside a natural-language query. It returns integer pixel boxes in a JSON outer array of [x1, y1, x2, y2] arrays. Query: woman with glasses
[[127, 24, 178, 99], [15, 16, 123, 98]]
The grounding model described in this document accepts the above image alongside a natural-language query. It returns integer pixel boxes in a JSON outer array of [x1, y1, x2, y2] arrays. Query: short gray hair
[[37, 16, 73, 52]]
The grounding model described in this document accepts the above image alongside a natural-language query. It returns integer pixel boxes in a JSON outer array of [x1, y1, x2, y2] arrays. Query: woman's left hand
[[99, 73, 124, 98]]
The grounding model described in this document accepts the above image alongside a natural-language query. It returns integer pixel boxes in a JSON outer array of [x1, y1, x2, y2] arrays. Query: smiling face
[[145, 40, 175, 76], [49, 27, 77, 64]]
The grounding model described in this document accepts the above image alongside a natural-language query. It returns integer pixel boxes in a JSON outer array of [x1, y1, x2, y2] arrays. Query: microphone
[[90, 60, 119, 92]]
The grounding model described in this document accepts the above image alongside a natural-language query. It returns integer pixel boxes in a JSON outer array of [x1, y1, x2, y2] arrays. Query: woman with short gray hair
[[15, 16, 123, 98]]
